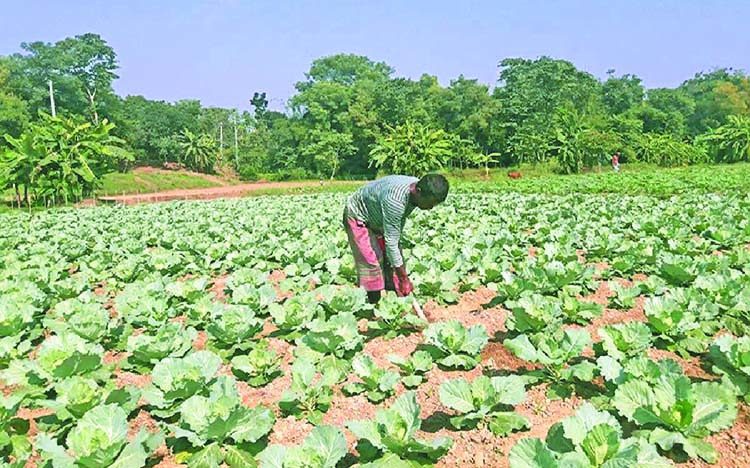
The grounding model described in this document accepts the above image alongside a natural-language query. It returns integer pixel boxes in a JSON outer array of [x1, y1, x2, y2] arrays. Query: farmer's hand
[[399, 276, 414, 296], [395, 266, 413, 296]]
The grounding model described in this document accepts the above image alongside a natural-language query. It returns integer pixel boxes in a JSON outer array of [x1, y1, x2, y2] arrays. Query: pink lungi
[[343, 211, 403, 294]]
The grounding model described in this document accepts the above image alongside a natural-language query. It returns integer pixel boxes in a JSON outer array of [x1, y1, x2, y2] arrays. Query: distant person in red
[[611, 151, 621, 172]]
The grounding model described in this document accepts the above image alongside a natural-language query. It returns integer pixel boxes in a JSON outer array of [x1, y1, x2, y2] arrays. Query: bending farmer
[[343, 174, 449, 304]]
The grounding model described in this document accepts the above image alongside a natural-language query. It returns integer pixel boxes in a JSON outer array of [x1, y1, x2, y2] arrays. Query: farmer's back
[[346, 175, 418, 234]]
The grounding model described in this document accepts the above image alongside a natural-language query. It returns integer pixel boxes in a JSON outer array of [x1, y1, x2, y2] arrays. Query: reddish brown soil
[[236, 370, 291, 410], [423, 287, 505, 337], [583, 280, 615, 305], [192, 331, 208, 350], [268, 270, 294, 300], [114, 370, 152, 389], [576, 249, 587, 263], [22, 448, 42, 468], [592, 261, 610, 274], [269, 270, 287, 284], [17, 408, 54, 438], [97, 180, 359, 205], [0, 382, 20, 397], [127, 410, 160, 438], [210, 274, 229, 302], [585, 298, 647, 341], [268, 415, 314, 446], [684, 405, 750, 468], [236, 337, 293, 409], [103, 350, 129, 366], [93, 281, 108, 296], [105, 298, 118, 318], [421, 379, 581, 468], [152, 456, 185, 468], [169, 315, 187, 325], [632, 273, 648, 282], [323, 393, 380, 447], [363, 333, 421, 368], [648, 348, 715, 381], [482, 342, 541, 374]]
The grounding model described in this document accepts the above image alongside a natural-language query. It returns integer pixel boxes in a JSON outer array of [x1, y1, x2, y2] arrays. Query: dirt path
[[97, 180, 359, 205]]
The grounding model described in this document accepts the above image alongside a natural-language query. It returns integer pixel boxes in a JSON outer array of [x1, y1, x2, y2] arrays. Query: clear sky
[[1, 0, 748, 111]]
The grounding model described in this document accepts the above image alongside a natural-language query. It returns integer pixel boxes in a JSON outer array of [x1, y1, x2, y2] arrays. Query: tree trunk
[[48, 80, 57, 117], [86, 88, 99, 124]]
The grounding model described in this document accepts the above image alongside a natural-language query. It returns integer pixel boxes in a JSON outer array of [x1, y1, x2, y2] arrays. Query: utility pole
[[219, 122, 224, 163], [48, 80, 56, 117], [233, 122, 239, 169]]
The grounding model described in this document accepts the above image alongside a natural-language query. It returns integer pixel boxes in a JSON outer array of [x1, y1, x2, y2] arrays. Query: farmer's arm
[[382, 202, 408, 279]]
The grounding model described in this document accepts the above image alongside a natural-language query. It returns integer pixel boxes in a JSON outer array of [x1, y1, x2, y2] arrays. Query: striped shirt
[[346, 175, 418, 268]]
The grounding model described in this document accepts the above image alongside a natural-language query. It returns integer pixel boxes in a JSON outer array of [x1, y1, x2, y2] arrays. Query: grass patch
[[243, 181, 365, 198], [447, 162, 750, 197], [97, 171, 219, 196]]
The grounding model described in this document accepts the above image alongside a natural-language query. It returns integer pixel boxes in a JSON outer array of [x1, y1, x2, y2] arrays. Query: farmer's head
[[413, 174, 449, 210]]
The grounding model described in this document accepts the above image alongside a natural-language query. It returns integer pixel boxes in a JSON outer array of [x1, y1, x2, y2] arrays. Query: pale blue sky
[[1, 0, 748, 110]]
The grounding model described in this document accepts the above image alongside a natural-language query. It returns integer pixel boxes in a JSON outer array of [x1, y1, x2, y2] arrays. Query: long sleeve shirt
[[346, 175, 418, 268]]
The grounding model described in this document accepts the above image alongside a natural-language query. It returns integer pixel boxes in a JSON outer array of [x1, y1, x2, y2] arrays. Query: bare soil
[[682, 404, 750, 468], [210, 274, 229, 302]]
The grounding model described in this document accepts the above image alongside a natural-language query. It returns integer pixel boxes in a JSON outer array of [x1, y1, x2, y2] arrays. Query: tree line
[[1, 33, 750, 205]]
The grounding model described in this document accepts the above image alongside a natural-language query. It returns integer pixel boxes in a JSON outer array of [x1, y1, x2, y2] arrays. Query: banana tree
[[178, 128, 217, 173]]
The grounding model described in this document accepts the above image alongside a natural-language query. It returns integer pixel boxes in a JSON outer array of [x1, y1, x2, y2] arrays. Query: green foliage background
[[2, 34, 750, 204]]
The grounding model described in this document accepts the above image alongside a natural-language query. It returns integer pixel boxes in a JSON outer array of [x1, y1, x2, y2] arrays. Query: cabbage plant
[[509, 402, 671, 467], [388, 350, 433, 388], [423, 320, 488, 370], [439, 375, 529, 435], [36, 404, 163, 468], [171, 376, 275, 467], [258, 425, 347, 468], [613, 375, 737, 463], [347, 391, 452, 466], [342, 354, 400, 403]]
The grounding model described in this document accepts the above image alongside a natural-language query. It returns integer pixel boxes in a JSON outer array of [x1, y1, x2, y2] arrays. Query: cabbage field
[[2, 190, 750, 467]]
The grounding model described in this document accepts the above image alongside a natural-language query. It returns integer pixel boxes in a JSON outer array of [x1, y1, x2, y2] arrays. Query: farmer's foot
[[367, 291, 381, 304]]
